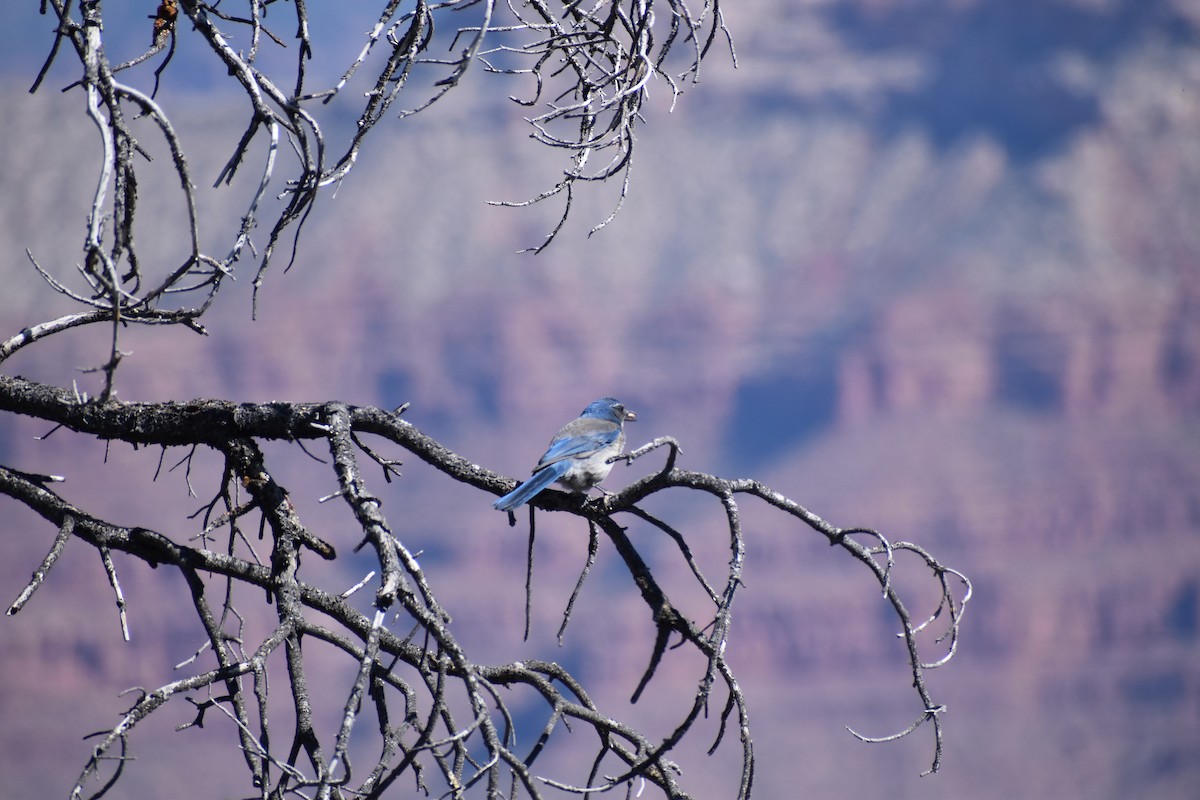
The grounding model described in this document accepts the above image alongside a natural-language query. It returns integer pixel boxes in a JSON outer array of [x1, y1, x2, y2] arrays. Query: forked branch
[[1, 374, 970, 798]]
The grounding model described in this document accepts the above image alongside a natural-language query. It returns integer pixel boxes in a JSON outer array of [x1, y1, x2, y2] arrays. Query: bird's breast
[[556, 452, 615, 493]]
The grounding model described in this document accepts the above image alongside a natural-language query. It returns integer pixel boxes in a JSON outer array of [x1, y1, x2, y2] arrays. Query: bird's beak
[[625, 410, 637, 422]]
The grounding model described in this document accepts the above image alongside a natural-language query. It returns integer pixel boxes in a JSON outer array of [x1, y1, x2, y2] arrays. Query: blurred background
[[1, 1, 1198, 797]]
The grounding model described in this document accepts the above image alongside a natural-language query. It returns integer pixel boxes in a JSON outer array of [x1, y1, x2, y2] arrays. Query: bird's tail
[[493, 462, 568, 512]]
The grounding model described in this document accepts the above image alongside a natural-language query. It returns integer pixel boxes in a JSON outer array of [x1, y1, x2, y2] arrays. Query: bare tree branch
[[1, 373, 970, 797], [2, 3, 970, 797], [20, 0, 733, 377]]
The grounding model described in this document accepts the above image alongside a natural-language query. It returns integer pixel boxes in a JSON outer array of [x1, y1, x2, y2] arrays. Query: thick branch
[[1, 371, 968, 796]]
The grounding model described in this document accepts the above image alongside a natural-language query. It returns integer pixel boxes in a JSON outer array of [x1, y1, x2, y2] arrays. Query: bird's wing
[[536, 418, 621, 468]]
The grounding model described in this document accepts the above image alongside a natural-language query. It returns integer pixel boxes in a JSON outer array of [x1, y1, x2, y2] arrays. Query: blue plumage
[[493, 397, 636, 512]]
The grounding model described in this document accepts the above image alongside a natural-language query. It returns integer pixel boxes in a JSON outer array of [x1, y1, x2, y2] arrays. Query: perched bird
[[493, 397, 637, 512]]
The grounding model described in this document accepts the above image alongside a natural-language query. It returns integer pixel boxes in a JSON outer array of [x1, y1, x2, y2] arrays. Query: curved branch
[[1, 374, 969, 795]]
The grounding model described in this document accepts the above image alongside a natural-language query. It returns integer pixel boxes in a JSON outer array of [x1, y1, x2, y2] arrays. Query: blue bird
[[493, 397, 637, 512]]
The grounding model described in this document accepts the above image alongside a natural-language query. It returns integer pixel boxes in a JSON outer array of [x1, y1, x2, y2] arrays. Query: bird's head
[[581, 397, 637, 425]]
